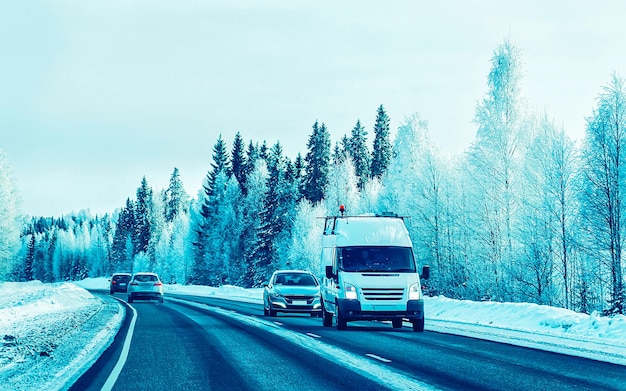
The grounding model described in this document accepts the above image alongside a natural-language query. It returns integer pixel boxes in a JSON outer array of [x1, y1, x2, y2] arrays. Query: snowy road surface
[[1, 279, 625, 390]]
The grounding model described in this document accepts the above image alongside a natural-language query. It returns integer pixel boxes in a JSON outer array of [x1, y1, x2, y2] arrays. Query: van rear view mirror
[[325, 265, 335, 279], [421, 265, 430, 280]]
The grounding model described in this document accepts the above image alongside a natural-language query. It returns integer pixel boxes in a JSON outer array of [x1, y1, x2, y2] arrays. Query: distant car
[[109, 273, 132, 294], [127, 272, 164, 303], [263, 270, 322, 317]]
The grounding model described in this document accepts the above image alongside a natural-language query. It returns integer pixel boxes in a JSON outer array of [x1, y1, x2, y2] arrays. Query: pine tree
[[294, 153, 306, 199], [349, 119, 370, 189], [111, 199, 135, 272], [163, 168, 188, 223], [239, 160, 268, 287], [252, 142, 293, 285], [134, 177, 154, 258], [24, 235, 35, 281], [304, 121, 331, 203], [238, 141, 260, 196], [191, 135, 231, 285], [370, 105, 392, 179], [230, 132, 247, 190]]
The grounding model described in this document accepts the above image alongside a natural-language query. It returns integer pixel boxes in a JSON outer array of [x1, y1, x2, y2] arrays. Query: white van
[[320, 210, 430, 331]]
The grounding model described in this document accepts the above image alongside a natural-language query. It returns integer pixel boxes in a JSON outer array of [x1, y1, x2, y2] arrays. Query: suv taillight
[[154, 282, 162, 286]]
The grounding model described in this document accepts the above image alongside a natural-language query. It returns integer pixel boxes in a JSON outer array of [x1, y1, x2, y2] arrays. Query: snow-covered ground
[[1, 278, 625, 390]]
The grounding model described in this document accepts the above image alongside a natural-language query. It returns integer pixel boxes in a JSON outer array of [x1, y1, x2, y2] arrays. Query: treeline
[[2, 39, 625, 315]]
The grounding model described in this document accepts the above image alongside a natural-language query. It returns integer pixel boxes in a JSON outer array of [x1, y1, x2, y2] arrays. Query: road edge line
[[101, 303, 137, 391]]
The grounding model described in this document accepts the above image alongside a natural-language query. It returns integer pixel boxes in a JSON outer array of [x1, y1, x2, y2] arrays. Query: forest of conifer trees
[[1, 40, 625, 315]]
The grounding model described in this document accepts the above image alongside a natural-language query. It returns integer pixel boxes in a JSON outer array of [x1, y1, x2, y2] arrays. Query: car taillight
[[112, 281, 117, 285], [154, 282, 162, 286]]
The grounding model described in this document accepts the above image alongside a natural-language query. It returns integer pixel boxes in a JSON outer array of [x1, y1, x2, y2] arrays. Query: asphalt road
[[72, 292, 626, 391]]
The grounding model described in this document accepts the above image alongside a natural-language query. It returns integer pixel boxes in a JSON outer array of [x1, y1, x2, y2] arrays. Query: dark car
[[263, 270, 322, 317], [109, 273, 132, 294]]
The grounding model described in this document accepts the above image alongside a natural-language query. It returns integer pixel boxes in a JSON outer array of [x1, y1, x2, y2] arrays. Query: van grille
[[361, 288, 404, 301]]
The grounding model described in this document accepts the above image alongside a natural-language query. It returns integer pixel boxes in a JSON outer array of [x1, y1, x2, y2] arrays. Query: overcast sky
[[2, 1, 626, 217]]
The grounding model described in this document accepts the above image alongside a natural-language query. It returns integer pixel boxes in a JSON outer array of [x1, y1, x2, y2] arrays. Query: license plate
[[293, 300, 307, 305], [120, 283, 126, 287]]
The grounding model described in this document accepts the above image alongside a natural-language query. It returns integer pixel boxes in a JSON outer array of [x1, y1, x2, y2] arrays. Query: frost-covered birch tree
[[580, 74, 626, 314], [465, 39, 528, 301], [0, 151, 20, 280], [381, 114, 453, 293], [516, 115, 579, 306]]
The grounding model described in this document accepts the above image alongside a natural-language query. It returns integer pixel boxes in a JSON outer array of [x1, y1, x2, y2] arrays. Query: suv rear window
[[134, 274, 157, 282]]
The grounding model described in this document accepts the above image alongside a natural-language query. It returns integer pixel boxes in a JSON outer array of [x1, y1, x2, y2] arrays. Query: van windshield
[[337, 246, 416, 273]]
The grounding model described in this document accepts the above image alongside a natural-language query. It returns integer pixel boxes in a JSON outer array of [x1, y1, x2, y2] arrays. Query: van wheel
[[412, 318, 425, 332], [336, 306, 347, 330], [322, 306, 333, 327], [392, 319, 403, 328]]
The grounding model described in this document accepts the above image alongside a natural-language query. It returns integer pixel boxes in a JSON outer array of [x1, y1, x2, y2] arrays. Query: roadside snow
[[1, 278, 625, 391], [0, 281, 123, 391]]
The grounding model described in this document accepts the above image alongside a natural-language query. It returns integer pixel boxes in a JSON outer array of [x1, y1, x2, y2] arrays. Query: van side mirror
[[421, 265, 430, 280], [325, 265, 335, 279]]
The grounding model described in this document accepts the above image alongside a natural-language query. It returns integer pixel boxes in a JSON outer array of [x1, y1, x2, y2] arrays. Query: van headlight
[[409, 283, 421, 300], [344, 283, 358, 300]]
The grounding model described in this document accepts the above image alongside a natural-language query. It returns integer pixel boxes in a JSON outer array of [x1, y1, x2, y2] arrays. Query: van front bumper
[[337, 299, 424, 321]]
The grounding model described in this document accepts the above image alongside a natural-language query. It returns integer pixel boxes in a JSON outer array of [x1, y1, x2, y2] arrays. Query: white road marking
[[366, 353, 392, 363], [273, 321, 283, 326], [306, 333, 322, 338], [101, 303, 138, 391]]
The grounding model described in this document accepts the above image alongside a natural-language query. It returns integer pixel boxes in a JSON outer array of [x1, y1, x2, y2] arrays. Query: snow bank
[[0, 281, 123, 391]]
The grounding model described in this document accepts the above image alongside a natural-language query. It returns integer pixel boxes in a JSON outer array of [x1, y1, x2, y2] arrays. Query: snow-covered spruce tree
[[579, 74, 626, 315], [240, 140, 261, 195], [190, 135, 230, 285], [516, 115, 580, 307], [465, 39, 529, 301], [304, 121, 331, 204], [155, 167, 190, 284], [252, 142, 294, 285], [230, 132, 247, 193], [0, 151, 20, 280], [238, 159, 268, 288], [88, 214, 113, 278], [370, 105, 392, 180], [349, 119, 370, 190], [111, 199, 135, 273], [163, 167, 188, 223], [293, 153, 305, 197], [133, 176, 155, 261]]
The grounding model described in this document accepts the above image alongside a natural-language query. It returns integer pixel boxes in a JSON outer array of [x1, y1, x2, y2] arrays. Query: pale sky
[[2, 1, 626, 217]]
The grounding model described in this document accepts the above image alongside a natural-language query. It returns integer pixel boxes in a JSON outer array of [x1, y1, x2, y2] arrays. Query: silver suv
[[263, 270, 322, 317], [127, 272, 164, 303]]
